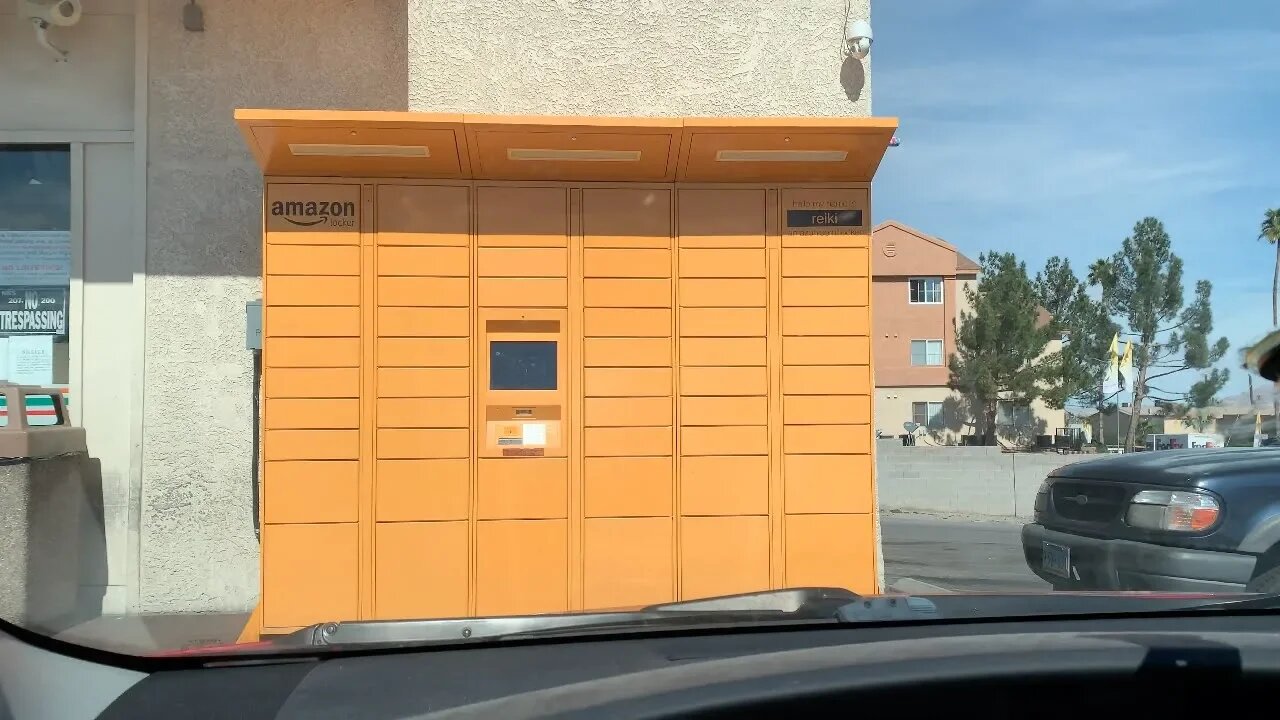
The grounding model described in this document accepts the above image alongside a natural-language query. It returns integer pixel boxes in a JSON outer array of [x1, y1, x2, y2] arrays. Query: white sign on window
[[6, 334, 54, 386], [0, 230, 72, 286]]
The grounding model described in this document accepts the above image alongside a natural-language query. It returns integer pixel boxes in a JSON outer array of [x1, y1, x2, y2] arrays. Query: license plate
[[1042, 541, 1071, 579]]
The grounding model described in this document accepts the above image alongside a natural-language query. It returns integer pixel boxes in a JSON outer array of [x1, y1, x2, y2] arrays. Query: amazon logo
[[270, 199, 357, 228]]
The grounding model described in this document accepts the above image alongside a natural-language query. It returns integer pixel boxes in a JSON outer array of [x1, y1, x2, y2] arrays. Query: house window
[[912, 401, 944, 428], [910, 339, 944, 366], [909, 277, 943, 304], [997, 401, 1034, 426]]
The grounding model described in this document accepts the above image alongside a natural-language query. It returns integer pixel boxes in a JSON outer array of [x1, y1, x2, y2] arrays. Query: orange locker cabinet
[[242, 110, 895, 638]]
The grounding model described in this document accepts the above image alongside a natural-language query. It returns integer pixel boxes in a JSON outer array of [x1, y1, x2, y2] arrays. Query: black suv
[[1022, 447, 1280, 593]]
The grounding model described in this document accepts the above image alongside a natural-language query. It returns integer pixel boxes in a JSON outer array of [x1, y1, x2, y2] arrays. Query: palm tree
[[1260, 208, 1280, 327], [1260, 209, 1280, 433]]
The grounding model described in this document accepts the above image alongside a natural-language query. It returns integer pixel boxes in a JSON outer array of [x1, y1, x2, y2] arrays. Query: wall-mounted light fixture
[[288, 144, 431, 158], [715, 149, 848, 162], [507, 149, 641, 162]]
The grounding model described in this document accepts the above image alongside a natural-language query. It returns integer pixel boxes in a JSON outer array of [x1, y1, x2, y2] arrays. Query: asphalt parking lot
[[881, 512, 1049, 593], [47, 511, 1050, 654]]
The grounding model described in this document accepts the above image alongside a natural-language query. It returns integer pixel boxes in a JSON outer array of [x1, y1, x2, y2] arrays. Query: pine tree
[[1034, 257, 1119, 410], [948, 252, 1054, 445], [1088, 217, 1229, 451]]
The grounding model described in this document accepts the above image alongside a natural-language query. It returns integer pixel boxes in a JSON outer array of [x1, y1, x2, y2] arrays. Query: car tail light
[[1125, 490, 1220, 532]]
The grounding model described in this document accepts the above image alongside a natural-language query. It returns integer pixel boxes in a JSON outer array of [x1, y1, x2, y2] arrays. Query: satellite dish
[[903, 421, 920, 433]]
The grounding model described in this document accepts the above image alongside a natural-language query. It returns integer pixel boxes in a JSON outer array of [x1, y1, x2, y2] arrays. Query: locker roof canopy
[[234, 109, 899, 183]]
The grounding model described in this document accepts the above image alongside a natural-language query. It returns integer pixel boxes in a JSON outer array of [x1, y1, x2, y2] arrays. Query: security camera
[[19, 0, 82, 60], [844, 18, 873, 60], [21, 0, 80, 25]]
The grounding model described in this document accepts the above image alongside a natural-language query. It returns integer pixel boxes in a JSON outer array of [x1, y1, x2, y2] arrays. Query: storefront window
[[0, 145, 71, 425]]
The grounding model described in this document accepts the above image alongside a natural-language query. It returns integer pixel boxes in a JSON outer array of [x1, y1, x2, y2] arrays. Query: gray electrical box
[[246, 299, 262, 350]]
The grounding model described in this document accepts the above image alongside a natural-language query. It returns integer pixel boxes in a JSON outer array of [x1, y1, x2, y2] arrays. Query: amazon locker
[[239, 109, 896, 637]]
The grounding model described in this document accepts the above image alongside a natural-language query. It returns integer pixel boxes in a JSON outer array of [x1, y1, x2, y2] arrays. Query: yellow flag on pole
[[1103, 334, 1121, 395], [1119, 341, 1134, 390]]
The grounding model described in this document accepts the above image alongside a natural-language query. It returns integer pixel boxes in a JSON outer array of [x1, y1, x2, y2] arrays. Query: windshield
[[2, 0, 1277, 658]]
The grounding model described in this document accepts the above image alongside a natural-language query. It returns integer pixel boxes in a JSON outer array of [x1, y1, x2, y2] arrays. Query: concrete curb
[[887, 577, 953, 595], [883, 509, 1026, 526]]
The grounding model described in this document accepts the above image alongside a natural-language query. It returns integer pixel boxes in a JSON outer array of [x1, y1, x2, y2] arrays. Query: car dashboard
[[4, 612, 1279, 719]]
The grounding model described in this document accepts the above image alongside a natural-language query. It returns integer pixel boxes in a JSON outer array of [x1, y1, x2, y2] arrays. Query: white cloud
[[878, 118, 1246, 211], [884, 30, 1280, 115], [875, 24, 1280, 212], [1025, 0, 1176, 12], [871, 12, 1280, 395]]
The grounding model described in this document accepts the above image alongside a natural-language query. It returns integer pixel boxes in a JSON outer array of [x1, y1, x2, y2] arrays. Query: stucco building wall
[[140, 0, 409, 613], [139, 0, 874, 613], [408, 0, 872, 117], [1, 1, 139, 615]]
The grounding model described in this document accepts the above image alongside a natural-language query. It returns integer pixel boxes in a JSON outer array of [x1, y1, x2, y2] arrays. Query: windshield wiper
[[1185, 592, 1280, 612], [269, 588, 1280, 651], [273, 588, 940, 648]]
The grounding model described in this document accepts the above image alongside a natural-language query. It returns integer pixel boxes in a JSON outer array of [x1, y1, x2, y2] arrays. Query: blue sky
[[871, 0, 1280, 397]]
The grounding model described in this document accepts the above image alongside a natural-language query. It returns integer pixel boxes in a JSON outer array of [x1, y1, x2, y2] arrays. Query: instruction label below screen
[[496, 422, 548, 447], [522, 423, 547, 445]]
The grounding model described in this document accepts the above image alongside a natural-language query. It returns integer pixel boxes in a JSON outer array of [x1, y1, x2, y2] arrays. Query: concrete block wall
[[1010, 452, 1097, 516], [0, 454, 106, 634], [875, 441, 1095, 518]]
